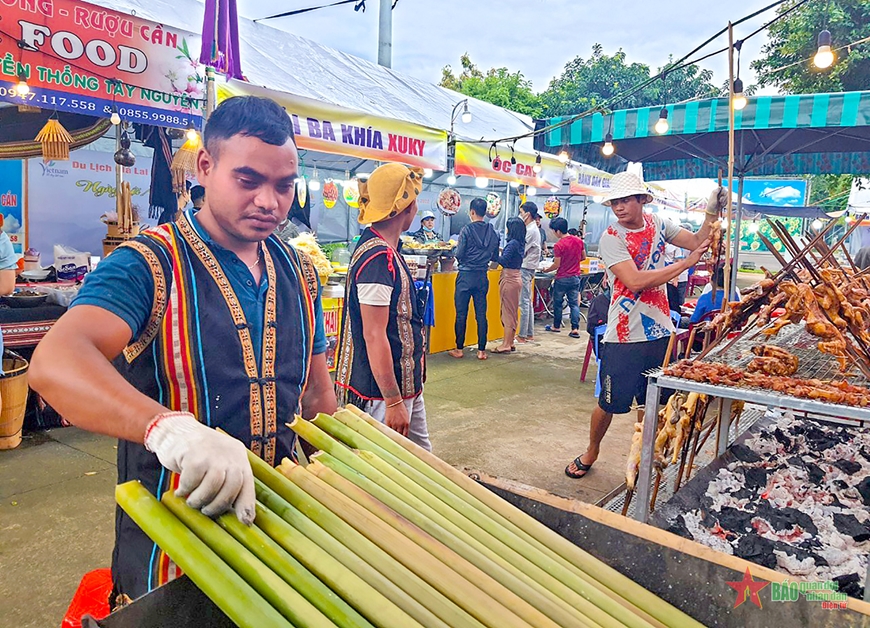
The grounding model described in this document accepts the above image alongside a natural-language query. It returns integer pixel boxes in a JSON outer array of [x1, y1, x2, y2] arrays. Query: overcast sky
[[237, 0, 781, 96]]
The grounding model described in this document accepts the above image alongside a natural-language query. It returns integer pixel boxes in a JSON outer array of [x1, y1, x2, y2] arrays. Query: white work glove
[[706, 186, 729, 216], [144, 412, 255, 524]]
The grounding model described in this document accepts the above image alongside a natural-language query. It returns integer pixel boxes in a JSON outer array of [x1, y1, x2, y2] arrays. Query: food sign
[[219, 80, 448, 170], [0, 0, 205, 129], [454, 141, 564, 189]]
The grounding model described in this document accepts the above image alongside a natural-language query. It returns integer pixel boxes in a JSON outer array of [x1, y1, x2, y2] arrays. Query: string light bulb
[[110, 106, 121, 125], [475, 176, 488, 188], [460, 101, 472, 124], [185, 125, 198, 143], [747, 221, 760, 234], [814, 29, 835, 69], [732, 78, 748, 110], [423, 168, 433, 178], [601, 133, 615, 157], [526, 186, 537, 197], [447, 173, 457, 186], [654, 107, 669, 134], [510, 180, 520, 188], [811, 218, 824, 231], [14, 71, 29, 97], [532, 153, 543, 174]]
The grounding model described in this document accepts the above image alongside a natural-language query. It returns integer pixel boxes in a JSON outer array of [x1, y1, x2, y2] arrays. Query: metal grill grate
[[704, 321, 870, 384], [598, 406, 767, 517]]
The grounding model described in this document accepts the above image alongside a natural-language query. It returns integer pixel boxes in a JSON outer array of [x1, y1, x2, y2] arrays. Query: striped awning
[[540, 91, 870, 181]]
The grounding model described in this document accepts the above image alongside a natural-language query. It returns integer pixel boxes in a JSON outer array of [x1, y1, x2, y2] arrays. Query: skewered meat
[[709, 220, 723, 270], [672, 392, 703, 464], [747, 344, 799, 376], [626, 421, 643, 490], [654, 393, 682, 468]]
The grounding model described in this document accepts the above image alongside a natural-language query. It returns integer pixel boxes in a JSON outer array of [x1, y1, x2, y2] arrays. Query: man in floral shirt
[[566, 172, 725, 479]]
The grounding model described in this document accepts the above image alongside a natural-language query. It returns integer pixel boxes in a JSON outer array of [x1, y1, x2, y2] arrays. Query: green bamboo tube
[[342, 407, 692, 628], [254, 481, 446, 628], [250, 446, 487, 628], [314, 412, 645, 628], [248, 503, 424, 628], [306, 460, 576, 628], [162, 493, 337, 628], [115, 481, 291, 628], [215, 509, 377, 628], [311, 452, 600, 628], [283, 461, 535, 628]]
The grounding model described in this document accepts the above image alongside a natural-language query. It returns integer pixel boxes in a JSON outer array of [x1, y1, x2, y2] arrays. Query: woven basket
[[0, 351, 29, 450]]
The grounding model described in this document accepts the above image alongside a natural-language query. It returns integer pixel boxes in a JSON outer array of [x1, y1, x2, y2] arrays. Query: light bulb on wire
[[747, 221, 760, 234], [186, 126, 198, 143], [423, 168, 433, 179], [654, 107, 669, 134], [14, 71, 29, 97], [526, 186, 537, 197], [601, 133, 615, 157], [460, 101, 472, 124], [532, 153, 542, 174], [110, 106, 121, 125], [447, 173, 457, 186], [812, 219, 824, 231], [510, 180, 520, 188], [475, 176, 489, 188], [732, 78, 747, 110], [814, 29, 835, 69], [308, 178, 321, 191]]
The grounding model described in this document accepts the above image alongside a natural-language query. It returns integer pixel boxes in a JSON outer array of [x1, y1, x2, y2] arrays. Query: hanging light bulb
[[527, 186, 537, 197], [447, 173, 457, 186], [110, 105, 121, 126], [14, 71, 29, 97], [475, 176, 489, 188], [356, 171, 371, 180], [747, 221, 760, 234], [308, 179, 321, 191], [185, 125, 198, 143], [557, 150, 570, 163], [732, 78, 748, 111], [601, 133, 615, 157], [811, 218, 824, 231], [423, 168, 433, 178], [814, 29, 835, 69], [510, 180, 520, 188], [532, 153, 543, 174], [654, 107, 669, 134], [461, 101, 472, 124]]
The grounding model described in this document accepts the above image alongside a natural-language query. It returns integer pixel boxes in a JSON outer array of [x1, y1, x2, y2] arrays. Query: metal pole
[[115, 125, 123, 214], [634, 380, 662, 522], [723, 22, 736, 315], [377, 0, 392, 68], [730, 176, 744, 294]]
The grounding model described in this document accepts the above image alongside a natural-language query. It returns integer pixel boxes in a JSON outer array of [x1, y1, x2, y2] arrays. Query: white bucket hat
[[601, 172, 654, 206]]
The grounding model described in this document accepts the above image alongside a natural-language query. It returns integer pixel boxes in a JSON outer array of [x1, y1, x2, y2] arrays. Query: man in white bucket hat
[[566, 171, 726, 479]]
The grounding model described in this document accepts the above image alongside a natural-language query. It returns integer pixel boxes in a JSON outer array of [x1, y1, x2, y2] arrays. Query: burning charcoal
[[832, 513, 870, 542], [856, 477, 870, 506], [833, 573, 864, 599], [773, 541, 827, 567], [743, 467, 771, 490], [803, 426, 839, 451], [860, 447, 870, 463], [734, 534, 778, 569], [804, 462, 826, 484], [731, 444, 762, 463], [667, 515, 692, 539], [832, 460, 863, 475], [731, 486, 759, 500], [755, 504, 818, 536], [834, 479, 849, 490], [715, 506, 754, 534], [773, 428, 794, 449]]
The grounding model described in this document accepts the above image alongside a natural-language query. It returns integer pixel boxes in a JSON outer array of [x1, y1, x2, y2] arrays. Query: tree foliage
[[810, 174, 857, 213], [751, 0, 870, 94], [439, 53, 543, 118]]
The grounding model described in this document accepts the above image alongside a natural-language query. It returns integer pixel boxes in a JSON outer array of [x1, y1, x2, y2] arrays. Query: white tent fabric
[[89, 0, 536, 147]]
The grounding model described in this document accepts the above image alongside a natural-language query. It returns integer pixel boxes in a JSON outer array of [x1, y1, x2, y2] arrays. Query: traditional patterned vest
[[110, 213, 318, 601]]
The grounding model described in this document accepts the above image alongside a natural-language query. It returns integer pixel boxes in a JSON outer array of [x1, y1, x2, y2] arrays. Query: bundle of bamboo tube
[[117, 406, 704, 628], [116, 181, 134, 236]]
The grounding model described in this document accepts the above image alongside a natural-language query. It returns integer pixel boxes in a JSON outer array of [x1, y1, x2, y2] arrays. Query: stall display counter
[[428, 270, 503, 354]]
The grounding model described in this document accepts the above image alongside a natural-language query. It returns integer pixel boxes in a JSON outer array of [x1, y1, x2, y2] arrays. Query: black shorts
[[598, 337, 670, 414]]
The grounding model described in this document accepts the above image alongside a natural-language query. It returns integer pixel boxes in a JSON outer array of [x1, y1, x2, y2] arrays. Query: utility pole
[[378, 0, 392, 68]]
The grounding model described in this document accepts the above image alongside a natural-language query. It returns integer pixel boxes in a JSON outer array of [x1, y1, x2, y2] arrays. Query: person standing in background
[[493, 217, 526, 354], [665, 236, 690, 305], [535, 215, 548, 258], [190, 185, 206, 211], [542, 217, 586, 338], [449, 198, 499, 360], [517, 202, 542, 344]]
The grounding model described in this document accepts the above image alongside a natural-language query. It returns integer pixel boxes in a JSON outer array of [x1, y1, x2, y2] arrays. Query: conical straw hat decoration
[[171, 131, 201, 193], [34, 117, 73, 162]]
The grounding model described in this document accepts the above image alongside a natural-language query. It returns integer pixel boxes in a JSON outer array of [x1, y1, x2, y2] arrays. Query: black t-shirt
[[336, 228, 425, 402]]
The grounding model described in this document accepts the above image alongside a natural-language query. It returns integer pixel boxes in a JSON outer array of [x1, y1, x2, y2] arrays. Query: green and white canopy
[[540, 91, 870, 181]]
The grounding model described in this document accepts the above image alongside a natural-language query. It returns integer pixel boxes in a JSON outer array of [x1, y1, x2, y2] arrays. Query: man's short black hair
[[190, 185, 205, 202], [550, 217, 568, 234], [470, 198, 487, 217], [568, 228, 578, 236], [204, 96, 295, 156], [520, 202, 539, 219]]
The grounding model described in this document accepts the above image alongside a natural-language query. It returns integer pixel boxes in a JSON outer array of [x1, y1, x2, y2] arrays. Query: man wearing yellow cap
[[335, 163, 432, 450]]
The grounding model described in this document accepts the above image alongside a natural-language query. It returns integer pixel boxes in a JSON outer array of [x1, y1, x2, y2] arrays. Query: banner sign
[[0, 0, 205, 129], [27, 151, 152, 263], [732, 179, 808, 253], [218, 81, 449, 170], [0, 160, 25, 254], [454, 141, 563, 189], [569, 165, 613, 196]]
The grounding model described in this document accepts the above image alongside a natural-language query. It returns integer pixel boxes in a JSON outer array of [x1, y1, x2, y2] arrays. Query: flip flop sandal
[[568, 330, 581, 338], [492, 348, 512, 354], [564, 457, 593, 479], [511, 346, 517, 352], [544, 325, 561, 333]]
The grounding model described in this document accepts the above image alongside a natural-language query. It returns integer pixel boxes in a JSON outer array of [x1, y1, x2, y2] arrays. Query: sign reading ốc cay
[[0, 0, 204, 129], [218, 81, 449, 171], [454, 141, 564, 190]]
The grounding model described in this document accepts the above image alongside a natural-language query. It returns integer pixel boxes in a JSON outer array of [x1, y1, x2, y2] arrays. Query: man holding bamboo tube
[[565, 172, 726, 479], [30, 96, 337, 604]]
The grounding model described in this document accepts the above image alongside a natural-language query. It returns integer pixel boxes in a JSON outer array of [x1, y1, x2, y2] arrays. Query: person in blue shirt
[[29, 96, 337, 604], [690, 266, 738, 324]]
